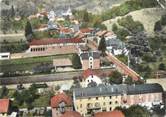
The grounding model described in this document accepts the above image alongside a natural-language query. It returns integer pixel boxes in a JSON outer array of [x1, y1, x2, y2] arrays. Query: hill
[[103, 8, 166, 35]]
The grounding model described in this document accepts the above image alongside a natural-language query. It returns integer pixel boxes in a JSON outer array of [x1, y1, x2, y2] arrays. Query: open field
[[0, 54, 72, 72], [0, 33, 25, 42]]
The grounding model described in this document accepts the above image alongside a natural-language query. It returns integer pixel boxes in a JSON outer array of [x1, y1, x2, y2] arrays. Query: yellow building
[[73, 85, 122, 117], [73, 84, 164, 117]]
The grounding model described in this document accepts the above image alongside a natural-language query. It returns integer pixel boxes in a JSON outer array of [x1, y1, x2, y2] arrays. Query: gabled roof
[[29, 38, 84, 46], [80, 51, 100, 60], [60, 28, 73, 34], [104, 31, 115, 37], [51, 92, 73, 108], [0, 99, 10, 113], [96, 30, 108, 37], [94, 110, 125, 117], [82, 68, 94, 78], [80, 28, 93, 33], [73, 83, 163, 99], [60, 111, 82, 117]]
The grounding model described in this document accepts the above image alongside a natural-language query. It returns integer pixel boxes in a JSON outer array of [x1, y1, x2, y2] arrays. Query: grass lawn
[[0, 54, 72, 72], [33, 94, 50, 107]]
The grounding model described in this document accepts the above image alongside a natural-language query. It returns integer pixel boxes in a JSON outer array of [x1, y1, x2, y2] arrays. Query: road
[[0, 68, 114, 85], [87, 41, 140, 81], [0, 33, 24, 37], [0, 71, 81, 85], [106, 51, 139, 81]]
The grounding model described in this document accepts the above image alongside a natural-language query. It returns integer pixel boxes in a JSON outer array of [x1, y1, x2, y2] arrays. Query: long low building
[[73, 83, 164, 117], [27, 38, 85, 53]]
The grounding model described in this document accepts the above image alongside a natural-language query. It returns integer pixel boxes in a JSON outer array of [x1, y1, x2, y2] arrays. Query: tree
[[25, 21, 33, 41], [154, 21, 162, 32], [72, 54, 82, 69], [115, 28, 129, 41], [10, 5, 15, 18], [124, 77, 133, 85], [83, 10, 89, 22], [0, 86, 9, 98], [109, 71, 123, 84], [158, 63, 165, 70], [161, 14, 166, 26], [112, 23, 118, 32], [98, 36, 106, 56], [125, 105, 151, 117]]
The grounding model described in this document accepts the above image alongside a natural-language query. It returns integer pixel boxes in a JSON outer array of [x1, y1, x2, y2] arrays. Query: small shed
[[53, 58, 72, 70]]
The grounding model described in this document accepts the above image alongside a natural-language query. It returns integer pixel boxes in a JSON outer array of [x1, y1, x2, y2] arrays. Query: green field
[[0, 54, 72, 72]]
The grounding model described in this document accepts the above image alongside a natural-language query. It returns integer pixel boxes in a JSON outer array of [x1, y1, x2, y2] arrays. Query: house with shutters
[[79, 51, 100, 70], [73, 83, 164, 117], [51, 92, 73, 117]]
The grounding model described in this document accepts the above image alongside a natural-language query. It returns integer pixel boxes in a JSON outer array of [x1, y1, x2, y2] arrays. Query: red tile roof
[[94, 110, 125, 117], [80, 28, 93, 33], [29, 38, 83, 46], [96, 30, 108, 37], [60, 28, 73, 33], [51, 92, 73, 108], [82, 68, 95, 79], [0, 99, 10, 113], [60, 111, 82, 117]]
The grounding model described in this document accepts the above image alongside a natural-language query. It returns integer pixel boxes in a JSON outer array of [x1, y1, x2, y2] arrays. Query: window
[[80, 104, 82, 108], [103, 102, 106, 106], [95, 102, 100, 108], [1, 55, 8, 58], [109, 102, 112, 104], [96, 97, 98, 100], [88, 97, 91, 100], [109, 96, 112, 99], [102, 107, 106, 112], [110, 107, 112, 111], [115, 101, 118, 104]]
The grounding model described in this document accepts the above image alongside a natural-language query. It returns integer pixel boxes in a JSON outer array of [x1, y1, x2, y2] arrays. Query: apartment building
[[73, 83, 163, 117]]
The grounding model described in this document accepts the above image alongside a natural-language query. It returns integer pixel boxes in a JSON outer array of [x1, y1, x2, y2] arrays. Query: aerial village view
[[0, 0, 166, 117]]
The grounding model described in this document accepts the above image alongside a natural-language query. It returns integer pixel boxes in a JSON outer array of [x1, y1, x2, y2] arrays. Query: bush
[[142, 53, 156, 62], [1, 41, 29, 53], [118, 15, 144, 33], [158, 63, 165, 70], [154, 21, 162, 32], [161, 14, 166, 26], [115, 28, 129, 41], [72, 54, 82, 69], [109, 71, 123, 84]]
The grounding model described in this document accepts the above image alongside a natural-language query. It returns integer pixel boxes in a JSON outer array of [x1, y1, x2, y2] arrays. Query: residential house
[[48, 10, 56, 21], [96, 31, 127, 55], [62, 7, 73, 17], [80, 51, 100, 70], [82, 69, 102, 88], [51, 92, 73, 117], [73, 83, 164, 117], [0, 99, 10, 117], [94, 110, 125, 117], [106, 38, 127, 55]]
